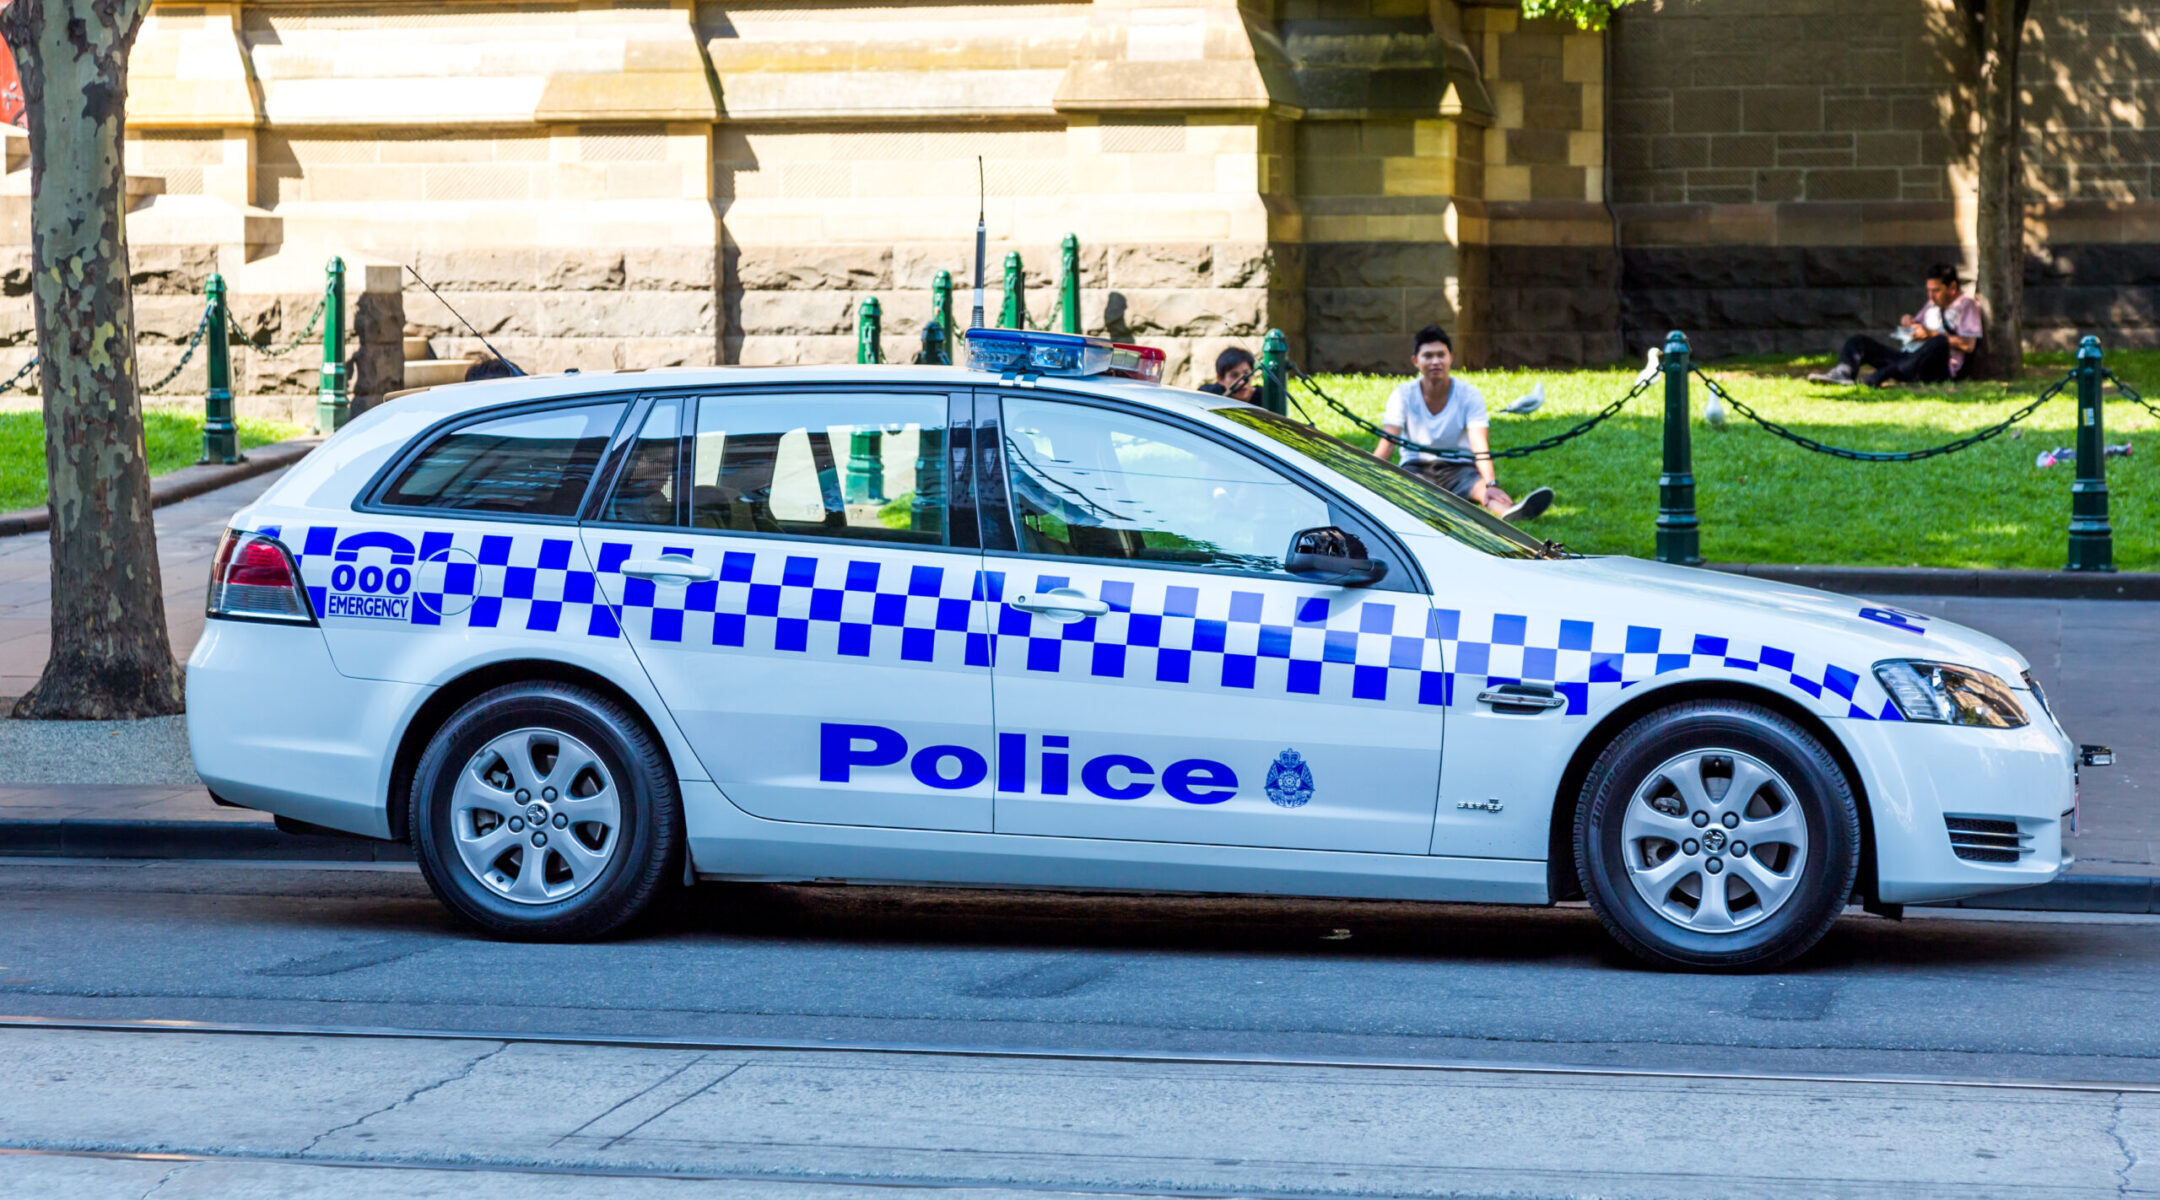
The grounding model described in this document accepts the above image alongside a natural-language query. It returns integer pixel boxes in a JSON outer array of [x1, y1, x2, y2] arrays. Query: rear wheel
[[410, 682, 681, 940], [1575, 700, 1859, 971]]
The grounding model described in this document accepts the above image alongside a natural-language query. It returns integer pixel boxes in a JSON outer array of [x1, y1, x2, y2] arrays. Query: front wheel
[[1575, 700, 1860, 971], [410, 682, 682, 940]]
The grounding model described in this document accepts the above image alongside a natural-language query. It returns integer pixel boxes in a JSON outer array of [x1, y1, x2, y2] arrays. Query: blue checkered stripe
[[283, 525, 624, 637], [591, 541, 995, 666], [993, 573, 1449, 707], [1434, 609, 1896, 720]]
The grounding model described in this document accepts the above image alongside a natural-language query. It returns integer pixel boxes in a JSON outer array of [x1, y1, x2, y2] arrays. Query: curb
[[0, 437, 321, 539], [0, 819, 413, 863], [1709, 562, 2160, 601], [1929, 873, 2160, 915], [0, 819, 2147, 913]]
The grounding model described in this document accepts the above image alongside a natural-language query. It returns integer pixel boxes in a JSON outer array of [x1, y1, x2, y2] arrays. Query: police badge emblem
[[1264, 749, 1314, 808]]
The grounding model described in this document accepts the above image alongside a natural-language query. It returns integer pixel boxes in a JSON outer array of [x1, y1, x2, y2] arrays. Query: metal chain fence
[[1692, 367, 2071, 463], [1286, 363, 1656, 463], [0, 355, 37, 396], [2103, 369, 2160, 424], [141, 302, 215, 393], [234, 294, 326, 358]]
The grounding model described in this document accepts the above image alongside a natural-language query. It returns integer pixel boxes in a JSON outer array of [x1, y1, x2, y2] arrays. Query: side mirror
[[1284, 526, 1388, 588]]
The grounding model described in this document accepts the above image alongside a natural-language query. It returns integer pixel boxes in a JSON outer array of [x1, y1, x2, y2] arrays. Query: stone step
[[403, 336, 434, 360], [403, 358, 472, 388]]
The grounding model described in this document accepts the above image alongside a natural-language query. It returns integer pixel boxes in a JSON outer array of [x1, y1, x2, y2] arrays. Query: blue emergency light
[[963, 328, 1164, 384]]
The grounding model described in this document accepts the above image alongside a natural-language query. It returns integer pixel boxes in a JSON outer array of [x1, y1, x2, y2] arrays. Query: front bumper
[[1838, 711, 2076, 904]]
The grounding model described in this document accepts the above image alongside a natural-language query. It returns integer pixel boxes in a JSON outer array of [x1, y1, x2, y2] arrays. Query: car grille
[[1945, 815, 2031, 864]]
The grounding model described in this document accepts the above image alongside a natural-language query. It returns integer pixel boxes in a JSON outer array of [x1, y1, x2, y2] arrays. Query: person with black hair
[[1372, 325, 1552, 523], [1808, 263, 1984, 387], [1196, 346, 1257, 403]]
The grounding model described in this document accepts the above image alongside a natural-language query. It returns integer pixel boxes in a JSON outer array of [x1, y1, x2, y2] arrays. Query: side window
[[599, 397, 683, 526], [1000, 398, 1330, 576], [379, 402, 625, 518], [688, 393, 951, 545]]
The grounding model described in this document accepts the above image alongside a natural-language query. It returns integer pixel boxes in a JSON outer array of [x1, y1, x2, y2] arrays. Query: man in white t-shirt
[[1371, 326, 1553, 522]]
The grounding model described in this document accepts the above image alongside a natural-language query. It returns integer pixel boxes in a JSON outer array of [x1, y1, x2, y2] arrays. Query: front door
[[584, 387, 997, 832], [981, 392, 1444, 854]]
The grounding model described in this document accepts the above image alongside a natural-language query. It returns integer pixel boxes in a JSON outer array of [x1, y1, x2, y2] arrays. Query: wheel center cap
[[525, 803, 548, 824], [1702, 828, 1728, 853]]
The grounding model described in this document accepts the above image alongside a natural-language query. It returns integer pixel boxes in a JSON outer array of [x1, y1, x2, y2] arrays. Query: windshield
[[1213, 404, 1549, 560]]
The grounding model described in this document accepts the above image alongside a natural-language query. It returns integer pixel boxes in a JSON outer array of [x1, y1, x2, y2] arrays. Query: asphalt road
[[4, 860, 2158, 1083], [6, 860, 2159, 1196]]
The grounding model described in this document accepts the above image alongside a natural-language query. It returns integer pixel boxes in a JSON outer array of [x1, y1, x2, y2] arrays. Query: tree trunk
[[1969, 0, 2031, 379], [2, 0, 178, 720]]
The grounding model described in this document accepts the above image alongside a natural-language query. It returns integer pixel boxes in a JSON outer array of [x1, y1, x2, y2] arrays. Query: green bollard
[[911, 428, 946, 538], [1258, 328, 1289, 416], [915, 320, 949, 366], [314, 256, 349, 435], [848, 297, 887, 503], [931, 270, 954, 354], [1655, 330, 1701, 565], [999, 251, 1024, 328], [857, 295, 883, 364], [2067, 335, 2115, 572], [1059, 234, 1080, 334], [198, 274, 242, 466]]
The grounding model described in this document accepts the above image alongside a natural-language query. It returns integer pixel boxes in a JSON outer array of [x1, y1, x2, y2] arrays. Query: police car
[[188, 328, 2085, 970]]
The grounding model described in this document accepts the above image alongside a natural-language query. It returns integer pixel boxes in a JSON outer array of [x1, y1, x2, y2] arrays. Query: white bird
[[1501, 380, 1545, 415], [1704, 389, 1729, 429], [1633, 346, 1662, 390]]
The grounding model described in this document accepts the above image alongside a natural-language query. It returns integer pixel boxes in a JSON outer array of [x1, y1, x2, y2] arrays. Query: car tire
[[1574, 700, 1859, 971], [410, 681, 682, 941]]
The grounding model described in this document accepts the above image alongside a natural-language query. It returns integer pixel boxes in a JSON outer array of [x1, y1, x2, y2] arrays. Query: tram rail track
[[4, 1011, 2158, 1097]]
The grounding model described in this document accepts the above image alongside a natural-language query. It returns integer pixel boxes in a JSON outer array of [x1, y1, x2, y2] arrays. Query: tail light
[[207, 529, 315, 624]]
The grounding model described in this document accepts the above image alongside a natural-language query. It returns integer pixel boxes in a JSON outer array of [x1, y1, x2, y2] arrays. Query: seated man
[[1808, 263, 1983, 387], [1196, 346, 1258, 403], [1372, 325, 1553, 523]]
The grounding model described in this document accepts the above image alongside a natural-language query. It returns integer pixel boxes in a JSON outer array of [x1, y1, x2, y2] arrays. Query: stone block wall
[[1460, 2, 1620, 366], [1610, 0, 2160, 353]]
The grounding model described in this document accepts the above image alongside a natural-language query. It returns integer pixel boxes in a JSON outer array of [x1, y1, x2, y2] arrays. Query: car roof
[[385, 365, 1232, 423]]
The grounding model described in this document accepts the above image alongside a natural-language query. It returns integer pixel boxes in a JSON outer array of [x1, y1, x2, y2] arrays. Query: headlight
[[1873, 660, 2027, 728]]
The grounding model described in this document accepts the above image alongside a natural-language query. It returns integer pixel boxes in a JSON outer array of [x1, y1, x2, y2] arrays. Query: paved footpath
[[0, 471, 2152, 901]]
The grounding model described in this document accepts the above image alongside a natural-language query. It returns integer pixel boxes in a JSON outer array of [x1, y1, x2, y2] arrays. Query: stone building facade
[[1, 0, 2151, 416]]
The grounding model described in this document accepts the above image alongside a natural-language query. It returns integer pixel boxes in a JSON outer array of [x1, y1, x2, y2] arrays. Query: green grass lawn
[[1305, 348, 2160, 570], [0, 409, 305, 512]]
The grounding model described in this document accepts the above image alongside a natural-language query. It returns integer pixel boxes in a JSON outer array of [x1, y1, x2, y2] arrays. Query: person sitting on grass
[[1808, 263, 1983, 388], [1372, 325, 1553, 523], [1197, 346, 1258, 403]]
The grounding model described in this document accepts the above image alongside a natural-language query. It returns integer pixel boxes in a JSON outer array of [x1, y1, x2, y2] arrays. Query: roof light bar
[[964, 328, 1163, 384]]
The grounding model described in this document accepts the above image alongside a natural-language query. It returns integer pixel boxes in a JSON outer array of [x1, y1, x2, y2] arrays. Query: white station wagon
[[189, 329, 2085, 969]]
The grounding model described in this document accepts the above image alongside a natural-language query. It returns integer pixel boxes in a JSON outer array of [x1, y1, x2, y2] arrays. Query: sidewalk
[[0, 470, 2152, 908]]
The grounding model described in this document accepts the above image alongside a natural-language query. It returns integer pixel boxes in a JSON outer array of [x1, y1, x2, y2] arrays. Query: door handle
[[1477, 685, 1566, 713], [621, 557, 714, 583], [1009, 589, 1109, 619]]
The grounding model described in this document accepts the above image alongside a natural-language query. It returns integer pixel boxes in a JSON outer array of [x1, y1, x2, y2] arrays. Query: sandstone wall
[[1610, 0, 2160, 354]]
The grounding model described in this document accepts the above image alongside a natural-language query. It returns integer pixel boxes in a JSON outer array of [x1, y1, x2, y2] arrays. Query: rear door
[[979, 390, 1445, 854], [583, 387, 998, 832]]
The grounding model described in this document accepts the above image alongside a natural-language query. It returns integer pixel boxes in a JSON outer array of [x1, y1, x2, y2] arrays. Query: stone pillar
[[1052, 0, 1304, 384], [1460, 2, 1620, 367], [1286, 2, 1495, 372]]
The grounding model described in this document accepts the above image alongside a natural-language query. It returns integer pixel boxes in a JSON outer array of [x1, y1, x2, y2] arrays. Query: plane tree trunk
[[1965, 0, 2031, 380], [2, 0, 180, 720]]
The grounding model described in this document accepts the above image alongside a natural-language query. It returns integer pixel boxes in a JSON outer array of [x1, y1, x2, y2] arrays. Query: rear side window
[[685, 393, 951, 545], [379, 402, 626, 518]]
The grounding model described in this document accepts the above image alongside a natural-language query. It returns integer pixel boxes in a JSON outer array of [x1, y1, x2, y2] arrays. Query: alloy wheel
[[451, 727, 622, 905], [1619, 749, 1810, 934]]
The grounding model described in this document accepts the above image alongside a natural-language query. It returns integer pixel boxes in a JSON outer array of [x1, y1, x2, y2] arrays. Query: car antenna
[[970, 155, 986, 331], [404, 262, 526, 376]]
